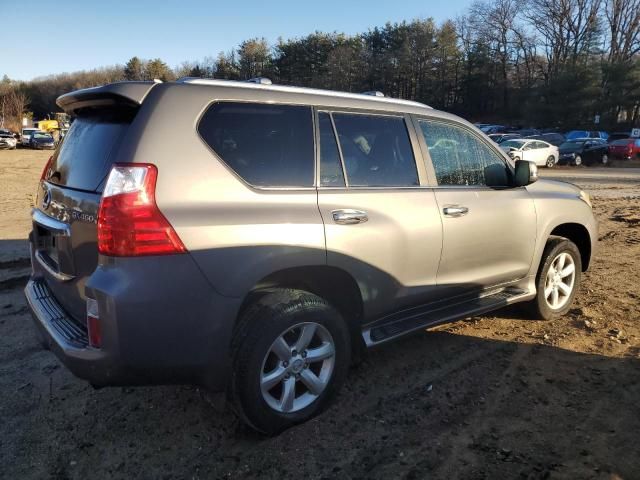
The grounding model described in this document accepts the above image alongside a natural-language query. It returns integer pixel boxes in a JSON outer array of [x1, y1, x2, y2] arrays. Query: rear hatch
[[32, 82, 156, 324]]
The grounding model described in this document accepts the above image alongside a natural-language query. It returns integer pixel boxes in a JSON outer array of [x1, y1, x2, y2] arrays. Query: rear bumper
[[25, 278, 121, 384], [25, 253, 243, 391]]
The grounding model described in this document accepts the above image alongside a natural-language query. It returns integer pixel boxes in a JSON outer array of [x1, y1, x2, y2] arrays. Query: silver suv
[[25, 79, 597, 434]]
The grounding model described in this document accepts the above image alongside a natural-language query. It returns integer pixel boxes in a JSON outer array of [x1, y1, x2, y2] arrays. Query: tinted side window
[[332, 113, 418, 187], [198, 102, 314, 187], [318, 112, 345, 187], [419, 120, 510, 187]]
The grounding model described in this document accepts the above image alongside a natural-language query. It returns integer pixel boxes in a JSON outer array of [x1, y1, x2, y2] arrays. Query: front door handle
[[443, 205, 469, 217], [332, 209, 368, 225]]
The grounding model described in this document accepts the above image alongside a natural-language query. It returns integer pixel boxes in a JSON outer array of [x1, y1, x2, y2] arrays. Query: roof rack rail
[[362, 91, 384, 97], [247, 77, 273, 85]]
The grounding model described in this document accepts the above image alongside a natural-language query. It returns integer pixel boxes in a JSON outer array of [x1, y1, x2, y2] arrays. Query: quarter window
[[331, 113, 418, 187], [198, 102, 315, 187], [419, 120, 511, 187]]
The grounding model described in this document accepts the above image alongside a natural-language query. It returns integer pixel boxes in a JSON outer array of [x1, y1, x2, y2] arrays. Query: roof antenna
[[362, 91, 384, 97]]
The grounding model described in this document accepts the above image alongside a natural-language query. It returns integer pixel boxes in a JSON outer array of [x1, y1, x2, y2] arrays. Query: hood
[[526, 178, 582, 197], [500, 145, 521, 152]]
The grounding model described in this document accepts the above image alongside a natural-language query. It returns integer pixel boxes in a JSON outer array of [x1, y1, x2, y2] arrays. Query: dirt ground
[[1, 149, 639, 479]]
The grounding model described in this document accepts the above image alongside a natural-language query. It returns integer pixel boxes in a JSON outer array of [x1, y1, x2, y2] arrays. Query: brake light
[[98, 163, 186, 256], [41, 155, 54, 181]]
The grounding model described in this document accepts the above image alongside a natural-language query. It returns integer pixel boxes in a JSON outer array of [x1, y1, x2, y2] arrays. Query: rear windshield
[[611, 139, 632, 146], [46, 110, 134, 191]]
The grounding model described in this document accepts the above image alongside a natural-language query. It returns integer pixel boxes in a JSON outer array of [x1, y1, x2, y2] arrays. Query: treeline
[[1, 0, 639, 132]]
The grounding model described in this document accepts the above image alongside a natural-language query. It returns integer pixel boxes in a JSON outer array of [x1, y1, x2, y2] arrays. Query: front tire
[[546, 156, 555, 168], [601, 153, 609, 165], [229, 289, 350, 435], [574, 155, 583, 166], [525, 238, 582, 320]]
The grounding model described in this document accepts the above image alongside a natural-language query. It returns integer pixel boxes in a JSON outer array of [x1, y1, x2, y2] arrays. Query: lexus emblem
[[42, 189, 52, 210]]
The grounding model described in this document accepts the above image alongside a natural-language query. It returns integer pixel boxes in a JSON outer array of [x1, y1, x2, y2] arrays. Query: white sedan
[[500, 139, 559, 168]]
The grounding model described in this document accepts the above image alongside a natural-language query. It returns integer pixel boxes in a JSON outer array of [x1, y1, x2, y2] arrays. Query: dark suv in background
[[26, 79, 597, 433]]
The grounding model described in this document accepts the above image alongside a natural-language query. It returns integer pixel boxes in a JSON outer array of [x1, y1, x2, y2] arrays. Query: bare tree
[[1, 89, 29, 131], [469, 0, 521, 109], [523, 0, 602, 81], [604, 0, 640, 62]]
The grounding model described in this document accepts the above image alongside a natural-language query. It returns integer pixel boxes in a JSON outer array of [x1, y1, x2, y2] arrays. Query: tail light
[[41, 155, 54, 181], [98, 163, 186, 256]]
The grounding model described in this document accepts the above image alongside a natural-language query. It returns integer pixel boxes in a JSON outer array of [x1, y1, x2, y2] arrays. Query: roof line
[[179, 78, 432, 109]]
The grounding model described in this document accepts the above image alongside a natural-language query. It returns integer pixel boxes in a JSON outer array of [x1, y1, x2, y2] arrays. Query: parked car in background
[[480, 124, 506, 134], [488, 133, 521, 144], [536, 133, 566, 146], [607, 132, 635, 143], [21, 127, 40, 146], [28, 131, 55, 149], [608, 138, 640, 160], [511, 128, 541, 137], [566, 130, 609, 141], [558, 139, 609, 166], [0, 133, 18, 149], [500, 139, 559, 167]]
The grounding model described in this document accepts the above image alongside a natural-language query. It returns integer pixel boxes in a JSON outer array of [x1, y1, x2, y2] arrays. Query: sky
[[0, 0, 474, 81]]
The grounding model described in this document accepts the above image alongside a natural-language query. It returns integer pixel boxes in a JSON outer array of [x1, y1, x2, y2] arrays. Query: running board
[[363, 288, 531, 346]]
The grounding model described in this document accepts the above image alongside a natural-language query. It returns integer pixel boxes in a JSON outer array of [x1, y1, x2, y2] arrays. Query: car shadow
[[2, 307, 638, 479]]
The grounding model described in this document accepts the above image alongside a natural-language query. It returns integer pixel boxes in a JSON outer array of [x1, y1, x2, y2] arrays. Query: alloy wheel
[[544, 252, 576, 310], [260, 322, 336, 413], [574, 155, 582, 166]]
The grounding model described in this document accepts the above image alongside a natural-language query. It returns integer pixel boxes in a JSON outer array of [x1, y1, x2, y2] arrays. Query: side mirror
[[514, 160, 538, 187]]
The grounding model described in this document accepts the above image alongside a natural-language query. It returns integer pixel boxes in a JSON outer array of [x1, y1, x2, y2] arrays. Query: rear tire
[[546, 156, 555, 168], [229, 289, 350, 435], [525, 238, 582, 320], [601, 153, 609, 165], [574, 155, 583, 166]]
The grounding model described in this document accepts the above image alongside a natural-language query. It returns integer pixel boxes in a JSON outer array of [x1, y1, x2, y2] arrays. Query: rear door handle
[[443, 206, 469, 217], [332, 209, 368, 225]]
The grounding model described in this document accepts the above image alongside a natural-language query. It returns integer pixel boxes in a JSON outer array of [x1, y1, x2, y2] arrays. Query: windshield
[[501, 140, 526, 149], [33, 132, 52, 139]]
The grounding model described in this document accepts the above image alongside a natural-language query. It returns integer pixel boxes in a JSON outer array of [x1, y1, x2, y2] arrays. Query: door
[[522, 140, 544, 165], [315, 111, 443, 321], [583, 141, 606, 164], [33, 109, 135, 322], [527, 141, 546, 165], [415, 118, 537, 296]]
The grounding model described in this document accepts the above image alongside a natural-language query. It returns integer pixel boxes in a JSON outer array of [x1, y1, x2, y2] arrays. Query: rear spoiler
[[56, 81, 159, 115]]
